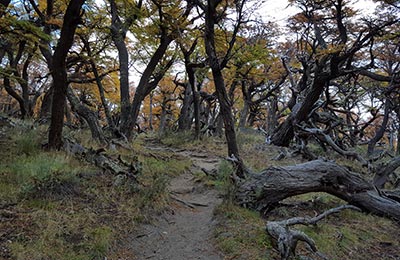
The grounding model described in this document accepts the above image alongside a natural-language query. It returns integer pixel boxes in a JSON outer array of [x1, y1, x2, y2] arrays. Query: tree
[[120, 0, 194, 138], [48, 0, 86, 149], [271, 0, 399, 147], [195, 0, 251, 176], [109, 0, 142, 134]]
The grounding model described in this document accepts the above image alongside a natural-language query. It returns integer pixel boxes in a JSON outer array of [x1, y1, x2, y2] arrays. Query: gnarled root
[[266, 205, 360, 260]]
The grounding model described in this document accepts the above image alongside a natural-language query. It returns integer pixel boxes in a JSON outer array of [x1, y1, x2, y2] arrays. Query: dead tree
[[235, 159, 400, 220]]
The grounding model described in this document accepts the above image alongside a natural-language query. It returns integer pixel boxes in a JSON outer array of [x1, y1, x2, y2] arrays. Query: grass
[[0, 124, 194, 259], [210, 130, 400, 260], [2, 121, 399, 259], [214, 202, 278, 260], [9, 153, 81, 199], [159, 131, 227, 157]]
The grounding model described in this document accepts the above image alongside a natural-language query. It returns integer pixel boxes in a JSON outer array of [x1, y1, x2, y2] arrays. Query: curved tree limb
[[267, 205, 360, 260], [374, 156, 400, 188], [301, 127, 369, 167], [235, 159, 400, 221]]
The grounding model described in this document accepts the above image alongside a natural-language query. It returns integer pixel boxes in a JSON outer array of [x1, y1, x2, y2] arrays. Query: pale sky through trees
[[261, 0, 378, 20], [259, 0, 378, 32]]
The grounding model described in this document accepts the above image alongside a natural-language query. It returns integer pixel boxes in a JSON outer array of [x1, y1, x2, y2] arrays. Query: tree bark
[[3, 40, 32, 118], [272, 72, 329, 147], [39, 88, 53, 120], [266, 97, 278, 136], [235, 159, 400, 220], [80, 35, 116, 132], [239, 100, 249, 128], [66, 87, 106, 143], [3, 77, 27, 118], [48, 0, 85, 149], [373, 156, 400, 188], [109, 0, 131, 128], [178, 84, 193, 131], [367, 98, 391, 156], [121, 34, 173, 138], [204, 0, 244, 176], [187, 63, 202, 138]]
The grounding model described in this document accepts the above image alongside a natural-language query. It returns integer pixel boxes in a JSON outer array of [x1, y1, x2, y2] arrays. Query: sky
[[254, 0, 379, 41]]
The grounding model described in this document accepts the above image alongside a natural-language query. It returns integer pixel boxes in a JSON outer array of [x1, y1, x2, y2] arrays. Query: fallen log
[[63, 138, 140, 182], [235, 159, 400, 221]]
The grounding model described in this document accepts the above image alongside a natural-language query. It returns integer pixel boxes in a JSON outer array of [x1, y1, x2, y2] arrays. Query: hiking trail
[[129, 144, 224, 260]]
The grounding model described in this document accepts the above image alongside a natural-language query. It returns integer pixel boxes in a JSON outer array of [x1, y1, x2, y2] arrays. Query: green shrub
[[215, 160, 236, 200], [161, 131, 195, 147], [10, 154, 79, 199], [14, 128, 41, 155]]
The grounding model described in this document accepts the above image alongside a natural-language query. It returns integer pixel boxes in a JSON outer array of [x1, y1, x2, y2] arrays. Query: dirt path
[[129, 146, 224, 260]]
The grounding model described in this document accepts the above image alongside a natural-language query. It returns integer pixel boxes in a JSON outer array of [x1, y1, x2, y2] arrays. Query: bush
[[10, 154, 79, 199], [14, 128, 41, 155], [215, 160, 235, 200]]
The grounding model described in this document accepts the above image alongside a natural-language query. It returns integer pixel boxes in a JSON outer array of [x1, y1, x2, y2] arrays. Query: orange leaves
[[141, 76, 181, 130]]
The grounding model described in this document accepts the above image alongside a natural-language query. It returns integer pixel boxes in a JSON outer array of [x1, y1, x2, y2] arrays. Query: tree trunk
[[189, 66, 201, 138], [373, 156, 400, 188], [67, 87, 106, 143], [149, 91, 153, 130], [204, 0, 243, 176], [158, 99, 168, 136], [271, 72, 329, 147], [396, 107, 400, 155], [368, 98, 391, 156], [39, 88, 53, 121], [239, 100, 249, 128], [48, 0, 85, 150], [81, 35, 116, 132], [266, 97, 278, 136], [235, 159, 400, 220], [121, 34, 173, 138], [110, 0, 131, 128], [3, 76, 27, 118], [397, 128, 400, 155], [178, 84, 193, 131], [21, 48, 35, 118]]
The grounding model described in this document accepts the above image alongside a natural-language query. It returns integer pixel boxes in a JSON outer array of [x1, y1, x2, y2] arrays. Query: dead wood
[[63, 138, 140, 181], [170, 195, 209, 208], [235, 159, 400, 221], [374, 156, 400, 188], [301, 127, 369, 167], [266, 205, 360, 260]]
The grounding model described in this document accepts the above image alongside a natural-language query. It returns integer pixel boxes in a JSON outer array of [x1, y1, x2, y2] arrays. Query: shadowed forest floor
[[0, 118, 399, 259]]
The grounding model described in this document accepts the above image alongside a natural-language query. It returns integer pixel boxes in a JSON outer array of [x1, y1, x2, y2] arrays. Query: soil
[[129, 145, 224, 260]]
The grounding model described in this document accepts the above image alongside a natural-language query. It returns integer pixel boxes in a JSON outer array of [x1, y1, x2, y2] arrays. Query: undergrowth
[[2, 123, 399, 259], [214, 202, 277, 260], [211, 130, 400, 260], [0, 124, 191, 259]]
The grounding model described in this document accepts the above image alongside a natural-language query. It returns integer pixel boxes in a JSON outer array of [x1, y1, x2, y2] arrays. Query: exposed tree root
[[266, 205, 360, 260]]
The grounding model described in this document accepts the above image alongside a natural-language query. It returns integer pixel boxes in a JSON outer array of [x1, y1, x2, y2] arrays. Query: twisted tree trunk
[[235, 159, 400, 220]]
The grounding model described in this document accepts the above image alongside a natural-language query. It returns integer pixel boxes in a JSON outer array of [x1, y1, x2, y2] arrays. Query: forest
[[0, 0, 399, 259]]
